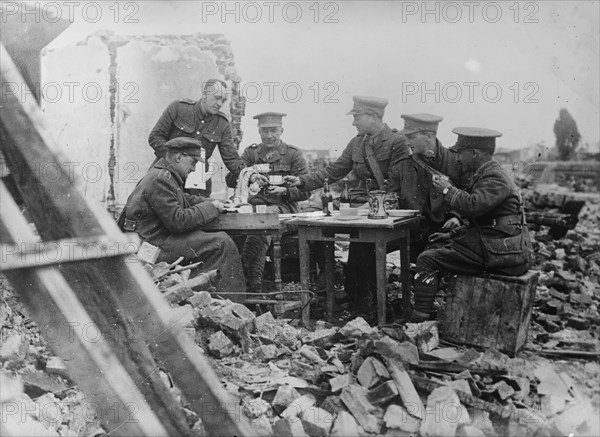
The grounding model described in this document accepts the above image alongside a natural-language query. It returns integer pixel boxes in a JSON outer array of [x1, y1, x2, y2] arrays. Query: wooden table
[[202, 213, 284, 291], [290, 214, 419, 326]]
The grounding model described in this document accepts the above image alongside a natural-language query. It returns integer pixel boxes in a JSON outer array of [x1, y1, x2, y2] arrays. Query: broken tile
[[207, 331, 234, 358], [273, 385, 301, 414], [340, 385, 382, 434], [367, 380, 399, 406], [420, 387, 470, 437], [384, 404, 421, 433], [301, 407, 334, 437], [329, 374, 355, 393], [357, 356, 390, 388], [330, 411, 365, 437]]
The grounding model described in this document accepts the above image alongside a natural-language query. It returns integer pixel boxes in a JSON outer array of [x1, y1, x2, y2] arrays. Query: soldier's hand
[[249, 173, 269, 186], [266, 186, 288, 196], [211, 200, 225, 212], [442, 217, 462, 231], [432, 174, 452, 192], [284, 175, 301, 187], [429, 232, 451, 243]]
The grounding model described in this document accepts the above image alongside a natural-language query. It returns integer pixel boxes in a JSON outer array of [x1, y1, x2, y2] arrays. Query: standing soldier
[[285, 96, 411, 316], [229, 112, 309, 293], [148, 79, 246, 196], [409, 127, 532, 323]]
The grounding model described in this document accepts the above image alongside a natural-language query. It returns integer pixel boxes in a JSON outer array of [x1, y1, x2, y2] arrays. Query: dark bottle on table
[[322, 178, 333, 216], [340, 178, 351, 210]]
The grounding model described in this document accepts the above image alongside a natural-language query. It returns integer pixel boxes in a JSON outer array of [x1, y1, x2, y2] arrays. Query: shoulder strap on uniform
[[363, 135, 386, 188], [178, 98, 196, 105]]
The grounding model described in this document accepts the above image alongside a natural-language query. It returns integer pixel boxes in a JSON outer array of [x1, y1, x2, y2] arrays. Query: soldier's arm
[[444, 170, 511, 218], [146, 177, 220, 232], [299, 142, 355, 191], [218, 122, 246, 177], [225, 146, 254, 188], [287, 149, 310, 201], [148, 101, 178, 159]]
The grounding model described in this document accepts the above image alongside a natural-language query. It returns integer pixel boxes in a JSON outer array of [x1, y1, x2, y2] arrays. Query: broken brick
[[367, 380, 399, 406], [207, 331, 234, 358]]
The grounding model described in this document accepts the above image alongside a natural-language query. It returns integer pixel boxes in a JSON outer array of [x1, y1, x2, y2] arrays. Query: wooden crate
[[202, 212, 279, 231], [440, 270, 540, 356]]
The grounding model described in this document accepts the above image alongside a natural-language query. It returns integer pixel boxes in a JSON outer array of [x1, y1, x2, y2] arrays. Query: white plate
[[334, 216, 360, 221], [387, 209, 419, 217]]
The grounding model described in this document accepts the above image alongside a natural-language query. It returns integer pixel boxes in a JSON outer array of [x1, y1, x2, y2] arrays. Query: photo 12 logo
[[235, 81, 340, 104], [399, 1, 540, 24], [199, 1, 340, 24], [401, 82, 540, 104], [1, 1, 140, 24]]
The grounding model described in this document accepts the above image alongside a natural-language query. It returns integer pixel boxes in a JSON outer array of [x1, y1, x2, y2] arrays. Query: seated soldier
[[389, 113, 466, 260], [121, 137, 248, 302], [226, 112, 309, 292], [409, 127, 532, 323]]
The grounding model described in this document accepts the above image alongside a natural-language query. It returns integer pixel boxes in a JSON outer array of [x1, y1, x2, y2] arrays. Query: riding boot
[[242, 235, 271, 293], [411, 269, 438, 323]]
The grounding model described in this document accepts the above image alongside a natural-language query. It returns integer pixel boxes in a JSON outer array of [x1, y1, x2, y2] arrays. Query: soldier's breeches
[[157, 230, 247, 302]]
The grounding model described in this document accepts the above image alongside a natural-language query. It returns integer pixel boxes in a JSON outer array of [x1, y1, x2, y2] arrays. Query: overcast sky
[[39, 1, 600, 154]]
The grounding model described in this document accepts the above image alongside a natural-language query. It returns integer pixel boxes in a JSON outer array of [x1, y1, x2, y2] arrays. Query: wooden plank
[[202, 212, 280, 231], [0, 43, 251, 437]]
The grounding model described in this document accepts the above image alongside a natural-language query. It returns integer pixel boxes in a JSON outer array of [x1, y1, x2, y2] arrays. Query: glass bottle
[[340, 178, 351, 210], [321, 178, 333, 216]]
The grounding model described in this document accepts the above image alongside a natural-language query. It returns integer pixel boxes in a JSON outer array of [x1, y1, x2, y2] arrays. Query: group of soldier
[[121, 78, 532, 324]]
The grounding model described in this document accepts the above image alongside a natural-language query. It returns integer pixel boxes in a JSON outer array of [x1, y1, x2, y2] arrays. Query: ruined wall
[[41, 31, 245, 212]]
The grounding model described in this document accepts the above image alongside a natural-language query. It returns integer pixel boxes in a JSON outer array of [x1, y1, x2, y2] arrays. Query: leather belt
[[475, 215, 521, 227]]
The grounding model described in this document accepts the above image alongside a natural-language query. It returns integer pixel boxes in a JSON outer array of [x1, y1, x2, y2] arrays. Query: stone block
[[207, 331, 234, 358], [273, 384, 301, 414], [254, 344, 278, 361], [340, 385, 382, 434], [301, 407, 334, 437], [357, 356, 390, 388], [384, 404, 421, 433]]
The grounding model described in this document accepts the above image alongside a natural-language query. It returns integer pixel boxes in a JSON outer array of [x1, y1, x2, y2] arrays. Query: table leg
[[272, 232, 282, 292], [298, 228, 311, 327], [375, 236, 387, 325], [324, 241, 335, 322], [400, 233, 411, 320]]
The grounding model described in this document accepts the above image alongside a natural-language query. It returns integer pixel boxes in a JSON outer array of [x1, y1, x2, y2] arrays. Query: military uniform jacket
[[238, 141, 309, 213], [124, 159, 220, 245], [444, 160, 531, 272], [389, 140, 463, 228], [299, 124, 410, 200], [148, 99, 245, 176]]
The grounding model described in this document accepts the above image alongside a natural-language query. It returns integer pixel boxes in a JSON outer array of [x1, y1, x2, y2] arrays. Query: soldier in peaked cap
[[148, 79, 247, 196], [406, 127, 532, 323], [226, 111, 309, 293], [121, 137, 247, 303], [388, 113, 467, 261], [285, 96, 411, 318]]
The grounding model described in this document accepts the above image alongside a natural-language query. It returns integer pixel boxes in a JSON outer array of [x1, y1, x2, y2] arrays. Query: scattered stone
[[442, 379, 472, 396], [281, 394, 316, 419], [273, 384, 301, 414], [45, 356, 69, 379], [329, 373, 355, 393], [207, 331, 234, 358], [35, 392, 63, 429], [21, 369, 68, 398], [187, 291, 211, 308], [320, 395, 345, 416], [299, 345, 325, 364], [243, 397, 270, 419], [570, 292, 593, 305], [254, 311, 276, 331], [403, 321, 439, 353], [246, 414, 273, 437], [456, 425, 486, 436], [384, 404, 420, 433], [566, 316, 590, 330], [0, 331, 28, 362], [357, 356, 390, 388], [340, 384, 382, 434], [540, 394, 566, 417], [330, 411, 365, 437], [273, 418, 308, 437], [339, 317, 377, 338], [254, 344, 279, 361], [301, 407, 334, 437], [367, 380, 399, 406], [426, 347, 461, 361], [420, 387, 470, 437], [491, 380, 515, 400], [386, 360, 423, 420], [374, 337, 419, 365]]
